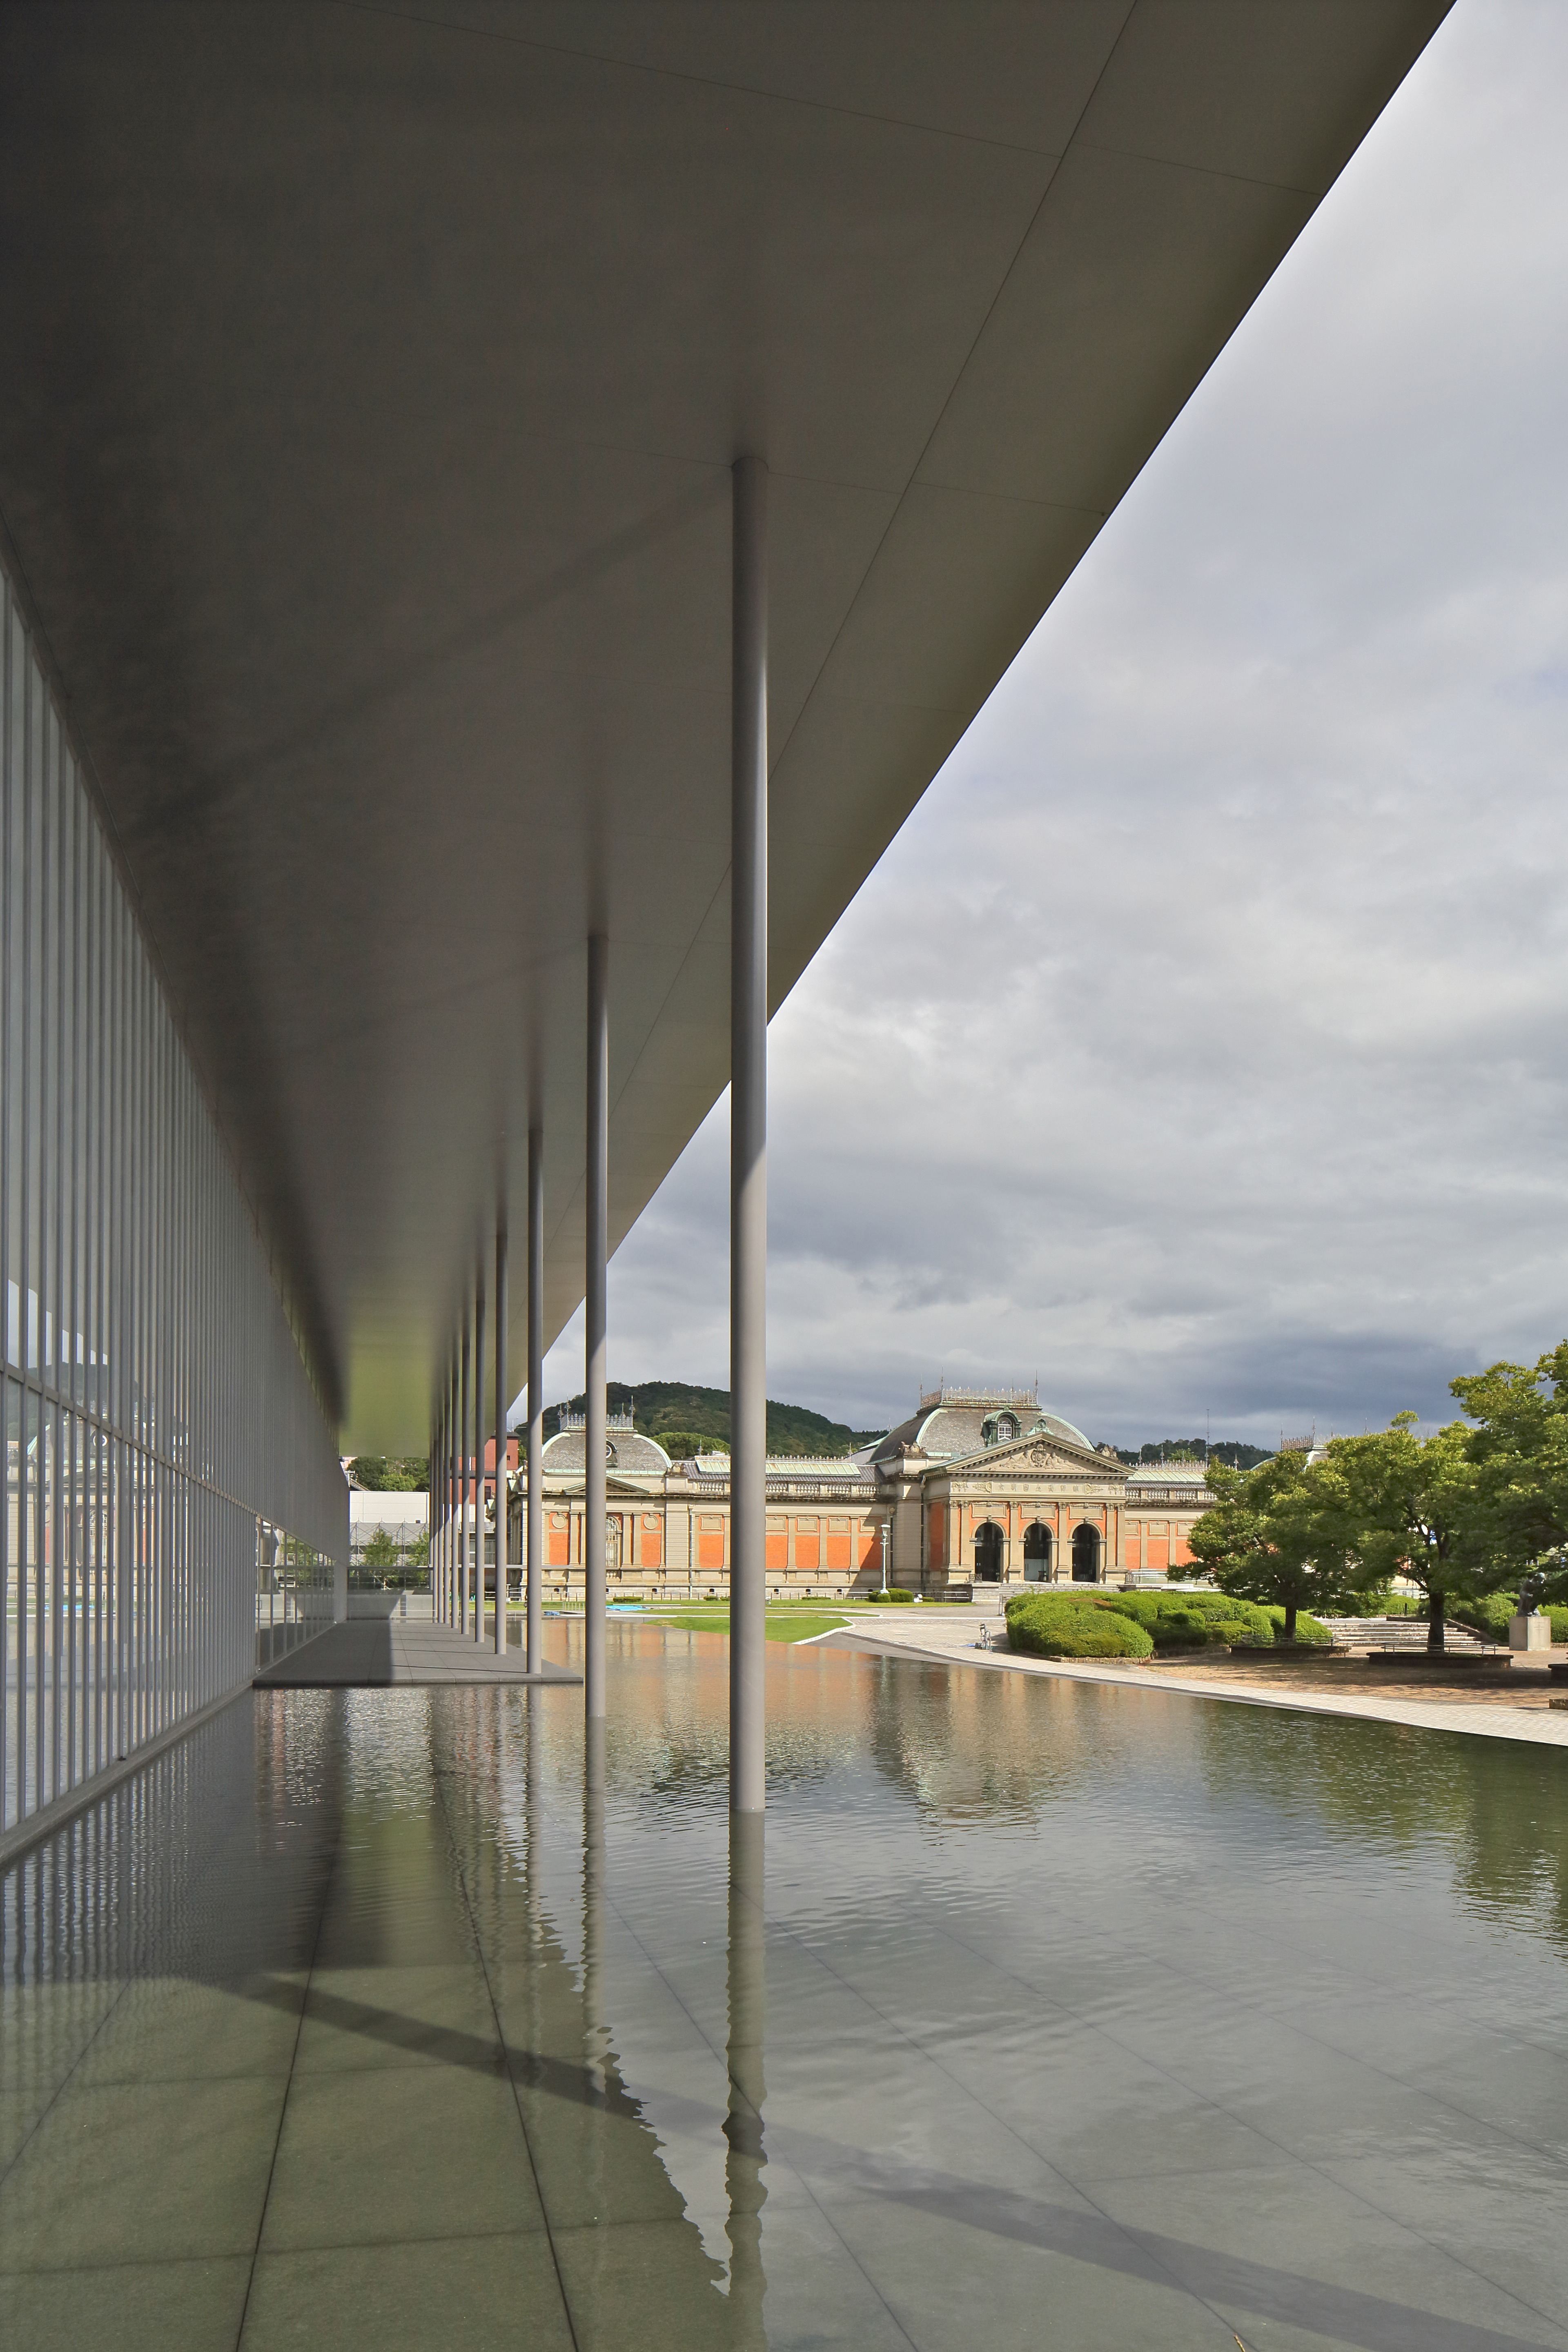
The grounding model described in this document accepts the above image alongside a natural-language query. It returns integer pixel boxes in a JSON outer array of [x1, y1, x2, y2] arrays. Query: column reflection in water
[[577, 1718, 610, 2328], [725, 1811, 767, 2348], [582, 1719, 606, 2096], [561, 1717, 736, 2349], [524, 1689, 543, 2093]]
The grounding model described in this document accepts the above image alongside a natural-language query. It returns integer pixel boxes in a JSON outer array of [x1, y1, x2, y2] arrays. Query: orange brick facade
[[478, 1399, 1212, 1602]]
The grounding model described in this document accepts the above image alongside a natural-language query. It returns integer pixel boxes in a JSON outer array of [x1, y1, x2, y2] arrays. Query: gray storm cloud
[[543, 0, 1568, 1450]]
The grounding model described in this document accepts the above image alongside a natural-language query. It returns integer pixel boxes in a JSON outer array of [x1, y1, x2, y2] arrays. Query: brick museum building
[[490, 1385, 1213, 1603]]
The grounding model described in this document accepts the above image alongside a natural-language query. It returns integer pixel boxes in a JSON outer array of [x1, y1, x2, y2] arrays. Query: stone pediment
[[944, 1436, 1116, 1480]]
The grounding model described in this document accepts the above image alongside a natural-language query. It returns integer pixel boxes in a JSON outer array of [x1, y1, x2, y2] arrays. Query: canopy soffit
[[0, 2, 1449, 1445]]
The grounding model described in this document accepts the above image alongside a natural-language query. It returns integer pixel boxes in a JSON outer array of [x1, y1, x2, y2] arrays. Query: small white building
[[348, 1488, 428, 1565]]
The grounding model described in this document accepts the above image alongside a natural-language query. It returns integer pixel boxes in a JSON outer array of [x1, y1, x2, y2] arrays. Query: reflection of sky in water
[[4, 1624, 1568, 2351]]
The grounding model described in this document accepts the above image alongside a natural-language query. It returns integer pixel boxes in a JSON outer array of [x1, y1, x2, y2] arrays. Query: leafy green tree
[[1187, 1451, 1363, 1639], [1328, 1414, 1498, 1651], [1450, 1341, 1568, 1592], [405, 1526, 430, 1568], [362, 1525, 401, 1570], [656, 1431, 727, 1460], [348, 1455, 428, 1492]]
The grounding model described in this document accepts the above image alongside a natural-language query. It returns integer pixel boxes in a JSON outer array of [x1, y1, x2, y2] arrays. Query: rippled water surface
[[4, 1624, 1568, 2350]]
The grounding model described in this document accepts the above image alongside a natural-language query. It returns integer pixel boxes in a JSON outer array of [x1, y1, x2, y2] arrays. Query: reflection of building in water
[[494, 1388, 1213, 1601]]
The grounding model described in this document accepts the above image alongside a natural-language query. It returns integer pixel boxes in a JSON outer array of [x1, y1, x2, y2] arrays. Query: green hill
[[1111, 1439, 1272, 1471], [544, 1379, 885, 1458]]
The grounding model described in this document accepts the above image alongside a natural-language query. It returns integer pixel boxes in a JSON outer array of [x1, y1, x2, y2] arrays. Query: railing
[[766, 1480, 877, 1501], [681, 1472, 878, 1501], [918, 1383, 1038, 1412]]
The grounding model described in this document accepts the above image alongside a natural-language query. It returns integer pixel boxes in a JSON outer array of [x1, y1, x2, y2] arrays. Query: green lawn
[[644, 1606, 847, 1645]]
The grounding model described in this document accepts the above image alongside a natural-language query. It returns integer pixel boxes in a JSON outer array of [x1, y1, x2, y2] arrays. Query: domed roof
[[871, 1392, 1094, 1465], [541, 1426, 672, 1476]]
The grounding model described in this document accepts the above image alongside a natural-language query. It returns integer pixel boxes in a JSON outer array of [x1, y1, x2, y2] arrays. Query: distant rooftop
[[557, 1408, 636, 1432]]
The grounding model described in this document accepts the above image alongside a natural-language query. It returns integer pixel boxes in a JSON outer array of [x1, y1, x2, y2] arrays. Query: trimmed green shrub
[[1448, 1593, 1568, 1645], [1101, 1589, 1275, 1648], [861, 1585, 915, 1603], [1004, 1593, 1154, 1659], [1178, 1592, 1278, 1644], [1105, 1595, 1228, 1647], [1261, 1605, 1332, 1647]]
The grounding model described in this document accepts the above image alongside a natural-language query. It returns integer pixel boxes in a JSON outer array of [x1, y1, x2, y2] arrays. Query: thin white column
[[445, 1368, 456, 1624], [473, 1270, 486, 1644], [435, 1389, 444, 1623], [459, 1304, 471, 1639], [493, 1221, 508, 1657], [429, 1418, 439, 1624], [730, 454, 768, 1815], [585, 933, 608, 1720], [527, 1125, 544, 1676]]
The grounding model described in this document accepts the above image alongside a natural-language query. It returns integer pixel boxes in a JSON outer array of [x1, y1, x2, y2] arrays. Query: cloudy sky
[[543, 0, 1568, 1450]]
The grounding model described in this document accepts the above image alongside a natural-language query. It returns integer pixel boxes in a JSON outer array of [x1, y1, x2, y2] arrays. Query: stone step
[[1323, 1616, 1491, 1650]]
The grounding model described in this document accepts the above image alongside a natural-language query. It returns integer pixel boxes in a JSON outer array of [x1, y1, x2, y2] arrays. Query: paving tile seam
[[755, 1921, 1437, 2352], [779, 2145, 1568, 2352], [579, 1872, 923, 2348], [780, 1817, 1568, 2216], [0, 2249, 253, 2280], [0, 1959, 140, 2202], [69, 2065, 300, 2087], [714, 1894, 1247, 2345], [428, 1755, 584, 2352], [252, 2218, 553, 2256], [233, 1776, 343, 2352], [924, 1882, 1568, 2182]]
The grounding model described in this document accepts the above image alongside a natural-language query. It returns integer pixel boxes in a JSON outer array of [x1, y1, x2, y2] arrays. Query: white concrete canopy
[[0, 1, 1448, 1448]]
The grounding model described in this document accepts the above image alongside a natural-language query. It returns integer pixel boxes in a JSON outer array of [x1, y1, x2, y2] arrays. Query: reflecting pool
[[4, 1624, 1568, 2350]]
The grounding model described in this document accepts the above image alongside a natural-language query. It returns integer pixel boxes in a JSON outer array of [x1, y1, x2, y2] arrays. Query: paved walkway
[[822, 1612, 1568, 1749], [254, 1617, 579, 1688]]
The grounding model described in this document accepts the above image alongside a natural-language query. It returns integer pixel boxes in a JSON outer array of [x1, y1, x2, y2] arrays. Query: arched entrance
[[606, 1516, 623, 1568], [1071, 1522, 1101, 1583], [1023, 1522, 1052, 1582], [974, 1522, 1003, 1581]]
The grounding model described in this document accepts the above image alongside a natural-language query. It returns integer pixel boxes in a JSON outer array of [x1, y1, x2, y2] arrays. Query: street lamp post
[[880, 1518, 890, 1597]]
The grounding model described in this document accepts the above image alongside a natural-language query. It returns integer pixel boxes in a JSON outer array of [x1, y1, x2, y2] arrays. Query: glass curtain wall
[[1, 561, 346, 1840]]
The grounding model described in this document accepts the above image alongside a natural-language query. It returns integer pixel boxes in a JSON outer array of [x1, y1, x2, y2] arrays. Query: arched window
[[973, 1522, 1003, 1581], [606, 1516, 622, 1567], [996, 1414, 1017, 1443], [1024, 1522, 1052, 1582], [1071, 1523, 1101, 1583]]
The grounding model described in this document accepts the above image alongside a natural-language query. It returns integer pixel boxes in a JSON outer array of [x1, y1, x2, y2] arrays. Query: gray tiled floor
[[4, 1634, 1568, 2350], [253, 1615, 580, 1687]]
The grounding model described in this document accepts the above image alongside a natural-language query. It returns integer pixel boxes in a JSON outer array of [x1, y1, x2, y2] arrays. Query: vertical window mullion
[[0, 587, 12, 1831]]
